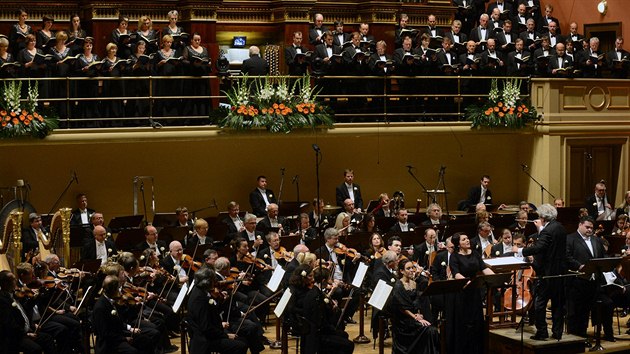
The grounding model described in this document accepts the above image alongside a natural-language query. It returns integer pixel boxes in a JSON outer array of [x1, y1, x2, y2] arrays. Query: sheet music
[[351, 262, 369, 288], [187, 279, 196, 295], [274, 288, 292, 318], [266, 267, 286, 292], [172, 283, 189, 313], [603, 271, 617, 285], [368, 279, 393, 310], [484, 256, 527, 267]]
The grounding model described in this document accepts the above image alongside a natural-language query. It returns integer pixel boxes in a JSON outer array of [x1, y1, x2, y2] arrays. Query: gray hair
[[243, 213, 257, 223], [214, 257, 230, 272], [382, 250, 397, 264], [324, 227, 338, 240], [249, 45, 260, 56], [537, 204, 557, 221], [168, 10, 178, 18]]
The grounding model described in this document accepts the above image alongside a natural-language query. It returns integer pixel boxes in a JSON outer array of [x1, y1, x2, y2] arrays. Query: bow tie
[[327, 45, 333, 48]]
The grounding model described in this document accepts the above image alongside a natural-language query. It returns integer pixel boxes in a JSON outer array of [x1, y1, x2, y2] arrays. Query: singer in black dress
[[74, 38, 101, 123], [101, 43, 126, 121], [445, 232, 494, 354], [182, 33, 212, 117], [49, 32, 73, 118], [127, 41, 152, 119], [8, 8, 32, 57], [36, 16, 55, 51], [67, 14, 88, 55], [111, 16, 132, 59], [0, 38, 18, 78], [154, 34, 182, 118]]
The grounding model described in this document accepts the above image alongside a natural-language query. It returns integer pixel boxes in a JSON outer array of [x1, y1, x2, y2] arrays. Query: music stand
[[422, 278, 469, 354], [466, 272, 514, 338], [114, 228, 145, 252], [108, 215, 144, 232], [580, 257, 623, 350], [71, 259, 102, 274], [278, 201, 308, 217], [152, 213, 178, 228], [158, 226, 189, 243]]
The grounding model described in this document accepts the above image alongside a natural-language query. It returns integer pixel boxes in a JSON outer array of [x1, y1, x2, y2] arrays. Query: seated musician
[[289, 213, 317, 245], [314, 228, 361, 324], [118, 253, 179, 352], [135, 225, 167, 258], [470, 221, 496, 258], [370, 250, 398, 338], [222, 201, 245, 236], [160, 241, 191, 285], [389, 208, 416, 232], [308, 198, 327, 229], [490, 229, 515, 257], [174, 206, 194, 230], [186, 267, 249, 354], [334, 212, 351, 237], [256, 203, 289, 236], [21, 212, 47, 261], [92, 275, 160, 354], [237, 213, 265, 254], [612, 214, 629, 236], [509, 210, 529, 232], [81, 225, 117, 265], [359, 213, 380, 234], [373, 193, 393, 218], [257, 231, 290, 270], [428, 237, 454, 323], [412, 228, 444, 268], [89, 212, 112, 237], [187, 218, 215, 248], [342, 198, 362, 225], [391, 258, 440, 354], [364, 233, 386, 261], [203, 249, 219, 269], [0, 269, 57, 354], [422, 203, 447, 226]]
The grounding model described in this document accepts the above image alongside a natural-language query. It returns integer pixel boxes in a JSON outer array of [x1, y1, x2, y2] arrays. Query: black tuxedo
[[413, 241, 438, 268], [519, 30, 541, 51], [256, 216, 289, 235], [585, 194, 610, 220], [92, 296, 134, 354], [487, 1, 513, 15], [335, 183, 364, 209], [606, 49, 630, 79], [20, 228, 40, 259], [186, 234, 215, 249], [371, 260, 397, 291], [565, 231, 613, 337], [249, 188, 277, 217], [469, 26, 492, 52], [422, 26, 445, 39], [437, 50, 460, 75], [81, 238, 116, 262], [394, 26, 416, 49], [463, 185, 493, 210], [480, 50, 506, 75], [537, 15, 561, 34], [470, 235, 496, 257], [222, 216, 242, 236], [429, 250, 450, 281], [134, 240, 168, 257], [333, 32, 350, 48], [522, 220, 567, 338], [421, 219, 446, 227], [490, 242, 514, 257], [70, 207, 95, 226], [548, 54, 573, 76], [507, 50, 531, 76], [389, 222, 416, 233], [285, 45, 309, 76], [237, 229, 267, 250], [576, 49, 603, 78], [309, 25, 329, 45], [241, 55, 269, 76], [444, 31, 468, 54], [533, 46, 555, 75], [314, 43, 343, 75]]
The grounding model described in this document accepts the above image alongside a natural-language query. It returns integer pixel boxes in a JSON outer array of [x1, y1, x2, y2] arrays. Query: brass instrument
[[392, 190, 405, 216]]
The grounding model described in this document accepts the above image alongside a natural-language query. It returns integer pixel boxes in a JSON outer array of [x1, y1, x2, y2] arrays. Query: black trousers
[[533, 277, 565, 338]]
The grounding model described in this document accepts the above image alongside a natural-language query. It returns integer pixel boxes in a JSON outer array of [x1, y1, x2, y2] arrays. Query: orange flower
[[279, 103, 285, 109], [19, 115, 25, 121], [517, 106, 523, 112], [493, 107, 499, 112], [485, 110, 491, 116], [11, 118, 18, 125], [524, 108, 529, 113], [517, 113, 522, 118], [272, 103, 279, 109], [21, 109, 26, 116], [4, 116, 9, 122], [502, 106, 507, 112], [27, 115, 33, 121], [309, 108, 315, 113], [23, 119, 30, 126], [509, 108, 514, 114], [0, 110, 6, 116], [275, 109, 280, 114], [1, 121, 5, 127], [10, 111, 16, 117], [37, 115, 43, 122], [497, 102, 503, 107], [498, 112, 505, 117], [261, 108, 267, 114]]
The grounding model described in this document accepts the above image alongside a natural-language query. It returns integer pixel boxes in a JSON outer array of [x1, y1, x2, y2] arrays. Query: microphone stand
[[190, 199, 218, 220], [140, 181, 148, 226], [520, 165, 555, 204], [435, 166, 451, 219], [277, 168, 286, 203], [48, 173, 78, 214], [406, 166, 434, 204], [293, 175, 302, 236]]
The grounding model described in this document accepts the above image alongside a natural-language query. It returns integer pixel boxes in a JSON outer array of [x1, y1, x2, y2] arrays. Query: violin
[[242, 253, 272, 271], [14, 285, 38, 299], [181, 254, 202, 272], [334, 243, 368, 262], [41, 276, 68, 290], [273, 246, 294, 262]]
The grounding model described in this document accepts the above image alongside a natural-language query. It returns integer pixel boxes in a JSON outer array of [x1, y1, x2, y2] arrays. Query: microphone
[[521, 163, 528, 170], [292, 175, 299, 184], [73, 171, 79, 184], [280, 167, 286, 174], [406, 165, 414, 169], [312, 144, 320, 152]]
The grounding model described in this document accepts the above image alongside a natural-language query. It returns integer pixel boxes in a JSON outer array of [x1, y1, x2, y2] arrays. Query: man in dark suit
[[565, 216, 614, 342], [389, 208, 416, 233], [494, 20, 517, 56], [444, 20, 469, 56], [20, 213, 46, 261], [519, 18, 541, 53], [241, 46, 269, 76], [309, 13, 328, 46], [335, 168, 364, 210], [413, 228, 443, 268], [256, 203, 289, 237], [585, 181, 613, 220], [607, 36, 629, 79], [394, 13, 415, 49], [537, 3, 561, 34], [567, 22, 585, 51], [470, 221, 496, 258], [421, 203, 447, 226], [358, 23, 376, 52], [480, 38, 506, 75], [239, 213, 266, 252], [285, 31, 309, 76], [314, 31, 343, 73], [541, 21, 563, 49], [461, 175, 493, 211], [519, 204, 568, 340], [135, 225, 168, 258], [92, 275, 160, 354], [81, 225, 116, 265], [453, 0, 476, 35], [487, 0, 513, 16], [548, 42, 573, 77], [187, 219, 215, 249], [249, 175, 277, 217], [222, 201, 245, 236], [422, 14, 445, 40], [70, 193, 95, 226], [490, 229, 515, 257], [332, 20, 350, 47], [369, 250, 398, 337], [161, 241, 192, 286], [507, 38, 531, 76], [511, 3, 531, 31], [576, 37, 603, 78], [469, 13, 492, 53]]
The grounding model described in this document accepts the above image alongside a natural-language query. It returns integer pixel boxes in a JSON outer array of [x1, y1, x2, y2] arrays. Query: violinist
[[160, 241, 190, 285], [0, 270, 56, 354], [290, 213, 318, 245], [81, 225, 117, 265], [135, 225, 167, 258], [309, 198, 327, 228], [92, 275, 160, 354], [389, 209, 416, 232], [256, 203, 289, 236], [334, 212, 351, 237], [314, 228, 361, 324], [470, 221, 496, 258], [387, 235, 404, 259], [612, 214, 629, 236], [509, 210, 529, 233], [203, 249, 219, 268], [187, 219, 215, 248], [235, 213, 265, 251], [258, 232, 290, 269], [364, 232, 385, 260], [186, 268, 248, 354]]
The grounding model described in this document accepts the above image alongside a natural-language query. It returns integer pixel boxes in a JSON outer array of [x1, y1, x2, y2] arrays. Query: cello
[[503, 235, 535, 313]]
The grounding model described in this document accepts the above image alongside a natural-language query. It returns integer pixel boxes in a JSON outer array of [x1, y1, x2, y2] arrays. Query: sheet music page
[[351, 262, 369, 288], [274, 288, 292, 318], [484, 256, 527, 267], [172, 283, 189, 313], [368, 279, 393, 310], [266, 267, 286, 292]]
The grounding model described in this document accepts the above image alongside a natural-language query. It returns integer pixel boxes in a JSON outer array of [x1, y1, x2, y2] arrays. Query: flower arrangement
[[465, 78, 537, 129], [0, 80, 58, 139], [213, 75, 334, 133]]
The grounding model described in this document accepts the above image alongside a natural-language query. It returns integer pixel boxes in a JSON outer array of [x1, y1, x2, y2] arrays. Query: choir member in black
[[49, 32, 73, 118], [537, 4, 561, 35], [469, 13, 491, 53], [437, 37, 460, 116], [313, 31, 342, 108], [444, 20, 468, 56], [0, 37, 19, 78], [332, 20, 349, 47], [488, 8, 503, 31], [92, 275, 159, 354], [67, 14, 87, 56], [111, 16, 132, 59], [511, 3, 530, 32], [368, 40, 392, 113], [17, 34, 48, 99], [187, 267, 248, 354], [8, 8, 32, 57], [394, 14, 414, 49], [422, 14, 444, 41], [154, 34, 183, 118], [495, 20, 517, 57], [507, 38, 531, 76], [533, 36, 554, 77], [519, 18, 540, 53], [74, 37, 101, 122], [358, 23, 375, 51], [480, 38, 505, 76], [285, 31, 309, 76], [445, 232, 495, 354], [126, 40, 151, 118], [135, 16, 159, 55], [607, 36, 629, 79], [36, 16, 55, 51], [341, 32, 369, 115], [391, 259, 440, 354], [309, 13, 328, 46], [453, 0, 475, 35], [100, 43, 127, 120], [548, 42, 573, 78], [182, 33, 212, 117], [393, 36, 416, 114], [0, 270, 57, 354], [163, 10, 186, 51]]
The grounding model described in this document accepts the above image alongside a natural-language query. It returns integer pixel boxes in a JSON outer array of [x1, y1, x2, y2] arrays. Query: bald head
[[94, 225, 107, 242]]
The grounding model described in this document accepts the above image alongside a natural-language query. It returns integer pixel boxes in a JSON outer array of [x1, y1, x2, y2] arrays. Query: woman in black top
[[163, 10, 186, 51], [444, 232, 495, 354], [74, 37, 101, 123], [8, 8, 32, 57], [154, 34, 182, 118], [182, 32, 212, 117], [135, 16, 158, 55], [0, 37, 19, 78], [101, 42, 127, 121], [36, 16, 55, 51], [127, 40, 152, 118], [67, 14, 87, 55], [16, 34, 47, 98], [111, 16, 132, 59], [49, 31, 73, 118]]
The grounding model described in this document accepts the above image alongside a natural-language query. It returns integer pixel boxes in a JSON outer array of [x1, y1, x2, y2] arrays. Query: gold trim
[[608, 87, 630, 109], [562, 86, 587, 110], [588, 86, 607, 110]]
